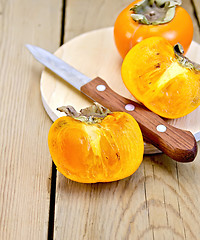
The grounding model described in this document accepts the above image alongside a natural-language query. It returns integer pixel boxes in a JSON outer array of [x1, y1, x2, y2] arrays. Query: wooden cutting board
[[40, 27, 200, 154]]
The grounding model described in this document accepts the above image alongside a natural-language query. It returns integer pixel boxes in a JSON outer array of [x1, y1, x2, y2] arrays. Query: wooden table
[[1, 0, 200, 239]]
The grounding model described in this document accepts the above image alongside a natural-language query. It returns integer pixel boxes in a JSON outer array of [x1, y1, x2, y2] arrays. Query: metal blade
[[26, 44, 91, 90], [194, 132, 200, 142]]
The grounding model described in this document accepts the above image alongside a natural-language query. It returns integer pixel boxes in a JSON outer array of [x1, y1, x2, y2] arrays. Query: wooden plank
[[140, 1, 200, 238], [192, 0, 200, 30], [143, 1, 200, 238], [64, 0, 132, 41], [182, 0, 200, 43], [54, 0, 200, 239], [0, 0, 62, 239]]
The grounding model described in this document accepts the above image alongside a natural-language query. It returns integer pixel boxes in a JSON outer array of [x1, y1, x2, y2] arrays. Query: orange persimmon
[[121, 36, 200, 119], [114, 0, 193, 58], [48, 104, 144, 183]]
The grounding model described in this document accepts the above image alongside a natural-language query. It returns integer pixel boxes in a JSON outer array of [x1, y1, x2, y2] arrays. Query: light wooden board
[[0, 0, 62, 239], [41, 27, 200, 154]]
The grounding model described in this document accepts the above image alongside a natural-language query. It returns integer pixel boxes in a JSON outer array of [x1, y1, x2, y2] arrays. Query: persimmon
[[121, 36, 200, 119], [48, 103, 144, 183], [114, 0, 193, 58]]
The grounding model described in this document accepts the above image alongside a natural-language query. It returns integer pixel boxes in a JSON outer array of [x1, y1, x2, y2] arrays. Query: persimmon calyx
[[57, 102, 111, 124], [130, 0, 182, 25], [174, 43, 200, 71]]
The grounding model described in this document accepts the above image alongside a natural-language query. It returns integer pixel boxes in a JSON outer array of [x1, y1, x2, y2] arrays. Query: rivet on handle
[[96, 84, 106, 92], [125, 104, 135, 111], [156, 124, 167, 133]]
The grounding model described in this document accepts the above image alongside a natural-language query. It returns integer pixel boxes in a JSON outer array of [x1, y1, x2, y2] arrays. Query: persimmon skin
[[48, 112, 144, 183], [114, 0, 193, 59], [121, 37, 200, 119]]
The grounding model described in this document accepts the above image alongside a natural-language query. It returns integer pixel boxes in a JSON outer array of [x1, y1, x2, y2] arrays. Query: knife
[[26, 44, 198, 163]]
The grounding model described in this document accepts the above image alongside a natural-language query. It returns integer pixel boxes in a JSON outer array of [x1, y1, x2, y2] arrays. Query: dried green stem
[[57, 103, 111, 124], [174, 43, 200, 71], [130, 0, 182, 25]]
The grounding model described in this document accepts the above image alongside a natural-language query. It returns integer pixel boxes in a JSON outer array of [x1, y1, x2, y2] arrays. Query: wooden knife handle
[[81, 77, 197, 162]]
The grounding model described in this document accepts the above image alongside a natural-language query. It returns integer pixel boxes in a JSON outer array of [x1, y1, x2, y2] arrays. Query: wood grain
[[0, 0, 62, 239], [143, 1, 200, 239], [52, 0, 200, 239], [182, 0, 200, 43], [191, 0, 200, 35], [64, 0, 132, 41]]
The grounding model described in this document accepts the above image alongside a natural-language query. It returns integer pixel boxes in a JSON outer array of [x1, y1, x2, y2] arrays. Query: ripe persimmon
[[121, 37, 200, 119], [48, 104, 144, 183], [114, 0, 193, 58]]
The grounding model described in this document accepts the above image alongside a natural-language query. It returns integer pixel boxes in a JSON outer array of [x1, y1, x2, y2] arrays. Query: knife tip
[[25, 44, 33, 51], [25, 44, 39, 58]]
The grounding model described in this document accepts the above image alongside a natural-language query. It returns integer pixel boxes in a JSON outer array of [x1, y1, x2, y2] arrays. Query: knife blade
[[26, 44, 198, 163]]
